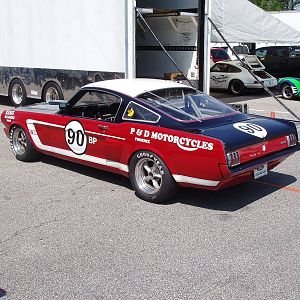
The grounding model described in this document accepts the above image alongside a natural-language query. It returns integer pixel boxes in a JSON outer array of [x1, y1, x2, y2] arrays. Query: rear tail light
[[286, 134, 297, 147], [226, 151, 240, 167]]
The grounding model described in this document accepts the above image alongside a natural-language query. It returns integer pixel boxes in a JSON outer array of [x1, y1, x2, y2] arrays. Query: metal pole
[[197, 0, 205, 91], [126, 0, 136, 79], [203, 0, 211, 94]]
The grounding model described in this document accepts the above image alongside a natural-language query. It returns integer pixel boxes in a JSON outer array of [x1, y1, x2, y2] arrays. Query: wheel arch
[[126, 148, 174, 174], [228, 77, 245, 86], [8, 77, 26, 94], [8, 122, 39, 151]]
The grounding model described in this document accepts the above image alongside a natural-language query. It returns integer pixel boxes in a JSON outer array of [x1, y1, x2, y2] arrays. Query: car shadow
[[0, 96, 40, 107], [211, 89, 279, 104], [0, 289, 7, 298], [40, 154, 296, 211], [40, 155, 132, 189], [168, 171, 297, 211]]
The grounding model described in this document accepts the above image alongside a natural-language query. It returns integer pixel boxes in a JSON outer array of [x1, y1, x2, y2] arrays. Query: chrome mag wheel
[[12, 127, 27, 156], [135, 157, 162, 194]]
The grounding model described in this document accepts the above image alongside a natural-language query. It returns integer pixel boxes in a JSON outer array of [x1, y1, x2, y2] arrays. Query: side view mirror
[[59, 102, 67, 109], [48, 100, 67, 108]]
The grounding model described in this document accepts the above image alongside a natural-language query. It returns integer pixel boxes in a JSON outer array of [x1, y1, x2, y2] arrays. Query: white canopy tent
[[138, 0, 300, 43], [211, 0, 300, 43]]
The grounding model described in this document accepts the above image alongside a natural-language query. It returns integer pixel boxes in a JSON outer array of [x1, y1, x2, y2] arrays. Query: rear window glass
[[211, 49, 230, 60], [232, 46, 249, 55], [138, 88, 237, 121]]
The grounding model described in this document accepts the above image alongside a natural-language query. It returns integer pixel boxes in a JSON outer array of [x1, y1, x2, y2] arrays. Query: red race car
[[1, 78, 299, 203]]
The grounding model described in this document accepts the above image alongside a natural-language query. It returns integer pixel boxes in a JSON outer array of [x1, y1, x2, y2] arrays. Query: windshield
[[138, 88, 237, 121]]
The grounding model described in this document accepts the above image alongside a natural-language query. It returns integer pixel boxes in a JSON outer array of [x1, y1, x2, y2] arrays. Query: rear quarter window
[[122, 101, 160, 123]]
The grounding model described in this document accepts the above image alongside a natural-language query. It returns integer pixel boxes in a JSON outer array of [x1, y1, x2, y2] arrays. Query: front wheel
[[281, 84, 294, 100], [229, 79, 246, 96], [129, 151, 178, 203], [10, 126, 39, 162]]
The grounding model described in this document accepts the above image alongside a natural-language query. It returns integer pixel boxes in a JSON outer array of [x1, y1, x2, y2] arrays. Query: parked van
[[251, 46, 300, 78]]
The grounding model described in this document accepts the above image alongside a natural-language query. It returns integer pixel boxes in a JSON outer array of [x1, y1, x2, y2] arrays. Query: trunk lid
[[199, 116, 297, 165]]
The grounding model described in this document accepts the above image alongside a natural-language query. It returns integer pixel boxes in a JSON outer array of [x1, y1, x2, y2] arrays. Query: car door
[[50, 89, 126, 171], [210, 63, 230, 89], [264, 47, 289, 76]]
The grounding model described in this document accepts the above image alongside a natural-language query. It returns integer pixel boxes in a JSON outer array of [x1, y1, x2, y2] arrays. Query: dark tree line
[[250, 0, 300, 11]]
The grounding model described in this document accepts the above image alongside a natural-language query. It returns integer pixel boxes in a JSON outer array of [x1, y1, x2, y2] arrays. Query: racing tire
[[229, 79, 246, 96], [42, 82, 64, 103], [10, 126, 40, 162], [9, 79, 28, 107], [129, 151, 178, 203], [281, 84, 294, 100]]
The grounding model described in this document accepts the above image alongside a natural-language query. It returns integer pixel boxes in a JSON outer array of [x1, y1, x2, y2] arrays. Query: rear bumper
[[244, 81, 277, 89], [177, 144, 299, 190], [226, 144, 299, 175], [217, 144, 299, 189]]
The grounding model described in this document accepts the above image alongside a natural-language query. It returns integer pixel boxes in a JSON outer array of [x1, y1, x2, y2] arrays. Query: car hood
[[200, 115, 296, 150], [16, 102, 62, 114]]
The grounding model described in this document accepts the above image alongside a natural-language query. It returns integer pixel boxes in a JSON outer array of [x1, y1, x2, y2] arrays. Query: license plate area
[[254, 163, 268, 179]]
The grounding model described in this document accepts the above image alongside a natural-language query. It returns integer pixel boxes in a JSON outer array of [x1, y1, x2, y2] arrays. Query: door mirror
[[58, 102, 67, 109]]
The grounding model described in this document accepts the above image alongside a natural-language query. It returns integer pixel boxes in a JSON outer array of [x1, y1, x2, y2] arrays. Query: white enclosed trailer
[[0, 0, 136, 106]]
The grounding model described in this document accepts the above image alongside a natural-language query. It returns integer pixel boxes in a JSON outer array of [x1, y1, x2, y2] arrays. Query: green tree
[[250, 0, 300, 10], [250, 0, 285, 11]]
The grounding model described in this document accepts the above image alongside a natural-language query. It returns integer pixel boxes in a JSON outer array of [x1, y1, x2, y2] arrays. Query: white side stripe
[[173, 175, 219, 187], [26, 120, 129, 173], [26, 119, 65, 128], [85, 130, 125, 141], [26, 119, 125, 141]]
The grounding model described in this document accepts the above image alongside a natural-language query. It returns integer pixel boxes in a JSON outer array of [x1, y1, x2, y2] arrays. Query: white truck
[[0, 0, 136, 106]]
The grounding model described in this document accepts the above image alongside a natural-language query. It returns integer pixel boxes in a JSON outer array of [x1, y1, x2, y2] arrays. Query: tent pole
[[197, 0, 205, 92], [203, 0, 211, 94]]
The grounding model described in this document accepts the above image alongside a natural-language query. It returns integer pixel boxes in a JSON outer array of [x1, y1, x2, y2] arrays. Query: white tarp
[[211, 0, 300, 43]]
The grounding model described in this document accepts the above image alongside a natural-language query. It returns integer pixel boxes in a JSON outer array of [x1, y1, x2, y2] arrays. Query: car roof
[[214, 61, 240, 66], [83, 78, 194, 97]]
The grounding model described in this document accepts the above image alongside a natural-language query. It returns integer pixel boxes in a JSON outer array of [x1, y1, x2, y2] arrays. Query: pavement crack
[[0, 218, 59, 245]]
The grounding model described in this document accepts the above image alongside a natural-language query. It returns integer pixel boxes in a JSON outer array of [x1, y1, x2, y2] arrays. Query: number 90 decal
[[233, 122, 267, 138], [65, 121, 87, 155]]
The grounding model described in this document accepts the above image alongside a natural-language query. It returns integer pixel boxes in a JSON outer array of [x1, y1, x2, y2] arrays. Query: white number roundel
[[65, 121, 87, 154], [233, 122, 267, 138]]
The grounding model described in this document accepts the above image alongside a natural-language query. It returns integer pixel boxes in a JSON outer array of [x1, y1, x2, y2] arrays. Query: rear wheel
[[9, 79, 27, 107], [281, 84, 294, 100], [42, 82, 64, 103], [229, 79, 245, 96], [10, 126, 39, 161], [129, 151, 178, 203]]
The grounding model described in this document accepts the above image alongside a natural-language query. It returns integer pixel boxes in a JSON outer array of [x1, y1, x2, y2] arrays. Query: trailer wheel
[[42, 82, 64, 103], [229, 79, 245, 96], [281, 84, 294, 100], [129, 150, 178, 203], [9, 79, 28, 107]]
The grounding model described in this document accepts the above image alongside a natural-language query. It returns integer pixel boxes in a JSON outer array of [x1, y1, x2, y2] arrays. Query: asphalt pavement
[[0, 94, 300, 300]]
